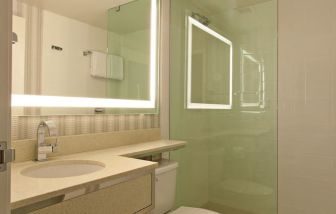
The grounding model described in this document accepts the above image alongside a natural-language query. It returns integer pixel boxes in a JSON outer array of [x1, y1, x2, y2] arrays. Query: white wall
[[12, 15, 26, 115], [12, 15, 26, 95], [42, 10, 108, 98], [279, 0, 336, 213]]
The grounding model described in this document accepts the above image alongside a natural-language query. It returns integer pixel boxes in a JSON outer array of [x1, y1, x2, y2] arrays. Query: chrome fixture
[[51, 45, 63, 51], [36, 120, 58, 161], [0, 141, 15, 172], [83, 50, 92, 56], [191, 12, 210, 26], [94, 108, 105, 113]]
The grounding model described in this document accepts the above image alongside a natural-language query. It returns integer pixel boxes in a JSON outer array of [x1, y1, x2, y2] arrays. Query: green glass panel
[[103, 0, 159, 114], [190, 26, 231, 105], [170, 0, 277, 213], [107, 0, 151, 101]]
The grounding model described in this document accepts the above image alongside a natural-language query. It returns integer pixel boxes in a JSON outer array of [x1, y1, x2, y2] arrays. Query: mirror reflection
[[107, 1, 151, 100], [240, 49, 265, 109], [12, 0, 157, 113], [187, 15, 232, 110]]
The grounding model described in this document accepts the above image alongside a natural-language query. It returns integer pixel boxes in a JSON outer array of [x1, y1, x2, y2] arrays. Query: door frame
[[159, 0, 170, 139], [0, 0, 12, 213]]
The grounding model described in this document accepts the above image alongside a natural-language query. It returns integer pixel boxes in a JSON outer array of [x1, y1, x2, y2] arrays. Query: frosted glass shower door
[[170, 0, 277, 214]]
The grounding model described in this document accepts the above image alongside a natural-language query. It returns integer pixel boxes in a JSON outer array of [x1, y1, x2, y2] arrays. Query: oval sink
[[21, 160, 105, 178]]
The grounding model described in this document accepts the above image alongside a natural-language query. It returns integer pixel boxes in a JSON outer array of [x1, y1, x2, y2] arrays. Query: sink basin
[[21, 160, 105, 178]]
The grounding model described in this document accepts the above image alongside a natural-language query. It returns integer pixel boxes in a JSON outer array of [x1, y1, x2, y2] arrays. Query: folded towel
[[90, 51, 107, 78], [90, 51, 124, 80]]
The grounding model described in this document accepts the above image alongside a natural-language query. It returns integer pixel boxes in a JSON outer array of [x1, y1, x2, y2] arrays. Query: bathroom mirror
[[186, 16, 232, 110], [12, 0, 159, 115]]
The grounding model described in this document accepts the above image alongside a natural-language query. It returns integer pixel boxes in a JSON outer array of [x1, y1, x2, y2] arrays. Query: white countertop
[[84, 139, 187, 158], [11, 140, 186, 209]]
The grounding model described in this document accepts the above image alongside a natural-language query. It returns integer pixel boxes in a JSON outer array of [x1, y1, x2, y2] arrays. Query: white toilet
[[151, 160, 220, 214]]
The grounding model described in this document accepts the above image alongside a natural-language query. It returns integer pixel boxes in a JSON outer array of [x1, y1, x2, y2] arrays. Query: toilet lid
[[171, 207, 220, 214]]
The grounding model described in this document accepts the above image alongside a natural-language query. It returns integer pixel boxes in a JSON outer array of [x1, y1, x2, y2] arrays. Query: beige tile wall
[[12, 114, 160, 141], [279, 0, 336, 213], [13, 128, 161, 162]]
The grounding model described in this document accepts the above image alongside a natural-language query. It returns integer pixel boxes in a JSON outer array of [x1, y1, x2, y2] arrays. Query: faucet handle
[[38, 146, 53, 154], [36, 120, 59, 161]]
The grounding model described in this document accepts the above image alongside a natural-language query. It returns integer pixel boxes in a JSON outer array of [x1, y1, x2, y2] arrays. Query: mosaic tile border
[[12, 114, 160, 141]]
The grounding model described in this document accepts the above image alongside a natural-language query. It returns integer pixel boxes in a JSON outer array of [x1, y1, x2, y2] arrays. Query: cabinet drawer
[[29, 173, 153, 214]]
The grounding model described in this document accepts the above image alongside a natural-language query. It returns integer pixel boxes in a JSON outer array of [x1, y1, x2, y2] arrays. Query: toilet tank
[[151, 160, 179, 214]]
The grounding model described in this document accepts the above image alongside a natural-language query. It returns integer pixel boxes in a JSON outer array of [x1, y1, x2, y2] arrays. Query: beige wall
[[279, 0, 336, 213]]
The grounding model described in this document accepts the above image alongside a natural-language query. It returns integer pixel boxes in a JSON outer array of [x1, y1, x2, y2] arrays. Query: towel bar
[[83, 50, 92, 56]]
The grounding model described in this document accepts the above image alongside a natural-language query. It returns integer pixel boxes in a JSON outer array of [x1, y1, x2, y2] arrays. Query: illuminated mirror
[[11, 0, 159, 115], [186, 16, 232, 110]]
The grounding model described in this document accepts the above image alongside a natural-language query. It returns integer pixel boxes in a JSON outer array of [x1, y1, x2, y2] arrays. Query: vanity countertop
[[83, 139, 187, 158], [11, 139, 186, 209]]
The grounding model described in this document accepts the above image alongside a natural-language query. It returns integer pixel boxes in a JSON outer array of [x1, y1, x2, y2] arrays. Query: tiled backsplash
[[13, 128, 161, 162], [12, 114, 160, 141]]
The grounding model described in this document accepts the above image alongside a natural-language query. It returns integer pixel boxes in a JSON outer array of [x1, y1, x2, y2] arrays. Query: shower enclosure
[[169, 0, 277, 213]]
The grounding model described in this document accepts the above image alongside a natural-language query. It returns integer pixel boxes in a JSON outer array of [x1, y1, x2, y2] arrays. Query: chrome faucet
[[36, 120, 58, 161]]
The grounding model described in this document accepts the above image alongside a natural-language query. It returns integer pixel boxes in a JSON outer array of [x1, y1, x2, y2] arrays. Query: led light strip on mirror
[[12, 0, 158, 109], [186, 16, 233, 110]]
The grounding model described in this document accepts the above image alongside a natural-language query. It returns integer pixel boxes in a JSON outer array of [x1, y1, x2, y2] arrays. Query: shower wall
[[279, 0, 336, 213], [170, 0, 277, 213]]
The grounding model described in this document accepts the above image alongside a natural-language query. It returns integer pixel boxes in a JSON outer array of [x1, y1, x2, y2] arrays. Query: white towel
[[107, 54, 124, 80], [90, 51, 124, 80], [90, 51, 107, 78]]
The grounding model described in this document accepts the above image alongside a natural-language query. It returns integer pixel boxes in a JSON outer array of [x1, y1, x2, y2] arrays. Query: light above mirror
[[12, 94, 156, 108], [12, 0, 158, 110]]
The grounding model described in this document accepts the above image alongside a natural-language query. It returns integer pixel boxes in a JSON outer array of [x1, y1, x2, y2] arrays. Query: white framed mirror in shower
[[11, 0, 159, 115], [186, 15, 233, 110]]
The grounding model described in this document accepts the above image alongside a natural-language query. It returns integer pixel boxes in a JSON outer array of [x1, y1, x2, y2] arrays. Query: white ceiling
[[18, 0, 149, 31], [190, 0, 272, 15], [189, 0, 275, 33], [18, 0, 273, 34]]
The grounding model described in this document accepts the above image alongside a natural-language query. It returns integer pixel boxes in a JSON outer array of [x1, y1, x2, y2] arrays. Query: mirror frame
[[12, 0, 158, 109], [186, 16, 233, 110]]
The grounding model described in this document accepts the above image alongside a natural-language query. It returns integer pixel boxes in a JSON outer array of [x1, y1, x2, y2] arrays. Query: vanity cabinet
[[29, 174, 154, 214]]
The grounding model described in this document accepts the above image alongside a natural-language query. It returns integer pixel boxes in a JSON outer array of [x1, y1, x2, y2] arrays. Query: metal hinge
[[0, 141, 15, 172]]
